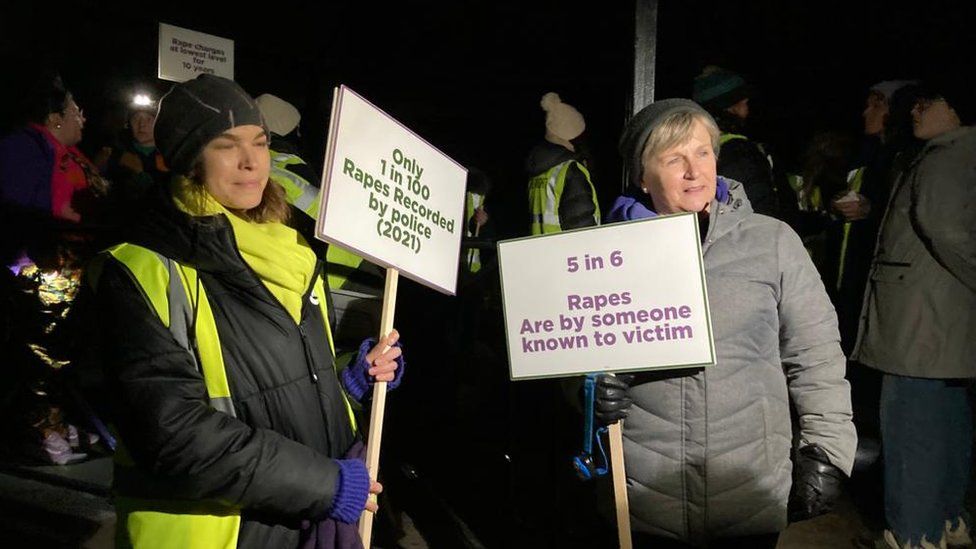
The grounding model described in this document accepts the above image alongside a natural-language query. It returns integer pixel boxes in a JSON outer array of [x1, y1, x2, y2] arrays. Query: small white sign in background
[[158, 23, 234, 82], [316, 86, 467, 295], [498, 213, 715, 380]]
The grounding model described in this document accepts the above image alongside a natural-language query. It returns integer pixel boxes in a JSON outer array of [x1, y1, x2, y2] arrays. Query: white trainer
[[945, 517, 975, 548]]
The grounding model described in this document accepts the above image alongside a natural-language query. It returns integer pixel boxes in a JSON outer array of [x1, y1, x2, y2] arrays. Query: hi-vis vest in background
[[270, 151, 319, 218], [266, 151, 373, 293], [104, 242, 355, 549], [527, 160, 600, 235], [465, 191, 484, 273]]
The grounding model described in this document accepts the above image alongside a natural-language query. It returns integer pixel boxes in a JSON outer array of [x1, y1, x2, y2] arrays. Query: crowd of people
[[526, 69, 974, 549], [0, 61, 972, 549]]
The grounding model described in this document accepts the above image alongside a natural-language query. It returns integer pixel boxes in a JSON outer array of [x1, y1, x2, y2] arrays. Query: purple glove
[[327, 457, 370, 524], [340, 337, 405, 402]]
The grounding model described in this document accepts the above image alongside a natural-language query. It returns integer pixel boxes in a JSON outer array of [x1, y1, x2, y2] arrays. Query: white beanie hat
[[869, 80, 917, 102], [255, 93, 300, 137], [541, 92, 585, 147]]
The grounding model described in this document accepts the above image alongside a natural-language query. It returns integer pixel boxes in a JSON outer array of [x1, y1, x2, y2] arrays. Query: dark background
[[1, 1, 973, 546], [4, 1, 973, 239]]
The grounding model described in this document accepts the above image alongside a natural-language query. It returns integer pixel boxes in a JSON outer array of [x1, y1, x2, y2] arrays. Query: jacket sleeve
[[775, 223, 857, 475], [557, 162, 598, 230], [96, 260, 342, 519], [910, 149, 976, 292], [0, 133, 52, 213]]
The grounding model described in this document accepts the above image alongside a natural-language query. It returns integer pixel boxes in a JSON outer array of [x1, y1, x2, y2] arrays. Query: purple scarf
[[299, 440, 366, 549]]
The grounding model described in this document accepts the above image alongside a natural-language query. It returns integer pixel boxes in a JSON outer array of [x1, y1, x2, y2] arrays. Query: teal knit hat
[[692, 67, 751, 111]]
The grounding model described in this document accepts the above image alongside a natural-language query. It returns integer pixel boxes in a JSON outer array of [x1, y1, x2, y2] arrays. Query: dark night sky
[[2, 0, 973, 237]]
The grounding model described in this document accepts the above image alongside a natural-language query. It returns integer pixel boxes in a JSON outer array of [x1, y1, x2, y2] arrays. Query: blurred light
[[132, 93, 153, 107]]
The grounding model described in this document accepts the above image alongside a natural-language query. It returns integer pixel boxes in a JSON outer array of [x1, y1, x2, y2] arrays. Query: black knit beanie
[[154, 74, 267, 175], [619, 98, 715, 186]]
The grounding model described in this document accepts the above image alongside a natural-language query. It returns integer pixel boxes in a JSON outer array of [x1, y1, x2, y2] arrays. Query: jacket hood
[[123, 179, 247, 277], [607, 177, 735, 221], [525, 140, 575, 175]]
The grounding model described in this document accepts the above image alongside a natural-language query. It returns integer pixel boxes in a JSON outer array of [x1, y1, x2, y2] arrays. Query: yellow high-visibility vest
[[527, 160, 599, 234], [105, 243, 354, 549]]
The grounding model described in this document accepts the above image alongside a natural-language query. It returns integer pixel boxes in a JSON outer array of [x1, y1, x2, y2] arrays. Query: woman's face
[[51, 96, 85, 146], [130, 111, 156, 146], [862, 91, 888, 136], [199, 125, 270, 211], [640, 119, 718, 215], [912, 98, 960, 141]]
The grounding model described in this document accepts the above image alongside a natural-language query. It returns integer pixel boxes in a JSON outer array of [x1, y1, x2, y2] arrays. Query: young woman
[[94, 74, 402, 548]]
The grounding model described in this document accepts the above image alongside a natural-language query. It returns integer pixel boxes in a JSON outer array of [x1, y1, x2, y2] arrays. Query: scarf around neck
[[172, 177, 315, 323]]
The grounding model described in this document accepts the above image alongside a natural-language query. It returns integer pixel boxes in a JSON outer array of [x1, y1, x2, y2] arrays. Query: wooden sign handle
[[608, 421, 633, 549], [358, 267, 399, 547]]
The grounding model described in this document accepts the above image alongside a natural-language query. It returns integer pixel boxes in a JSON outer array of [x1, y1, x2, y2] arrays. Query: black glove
[[788, 444, 846, 523], [594, 374, 635, 425]]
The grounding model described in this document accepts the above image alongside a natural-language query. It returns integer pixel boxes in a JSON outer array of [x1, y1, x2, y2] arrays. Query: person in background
[[692, 66, 781, 219], [463, 167, 491, 274], [0, 71, 107, 465], [852, 75, 976, 549], [829, 80, 920, 353], [92, 74, 404, 548], [0, 73, 106, 223], [256, 93, 321, 215], [831, 83, 924, 491], [782, 131, 856, 277], [99, 90, 169, 193], [526, 92, 600, 234], [254, 92, 383, 299], [597, 98, 856, 548]]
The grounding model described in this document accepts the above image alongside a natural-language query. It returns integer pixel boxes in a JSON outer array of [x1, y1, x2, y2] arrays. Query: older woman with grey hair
[[596, 99, 856, 548]]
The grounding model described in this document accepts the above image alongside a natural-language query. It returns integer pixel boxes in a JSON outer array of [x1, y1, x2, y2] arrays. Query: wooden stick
[[608, 421, 633, 549], [358, 267, 399, 547]]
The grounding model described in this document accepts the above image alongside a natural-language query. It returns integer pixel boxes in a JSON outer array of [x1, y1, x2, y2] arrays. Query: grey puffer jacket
[[852, 127, 976, 378], [611, 180, 856, 545]]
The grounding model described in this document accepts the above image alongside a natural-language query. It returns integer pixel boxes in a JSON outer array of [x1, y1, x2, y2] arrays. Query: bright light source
[[132, 94, 153, 107]]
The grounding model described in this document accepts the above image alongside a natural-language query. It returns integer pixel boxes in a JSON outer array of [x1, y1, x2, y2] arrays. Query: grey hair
[[639, 110, 721, 180]]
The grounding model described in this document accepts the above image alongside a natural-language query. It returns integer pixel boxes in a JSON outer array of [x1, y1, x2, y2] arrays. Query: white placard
[[157, 23, 234, 82], [498, 214, 715, 380], [316, 86, 467, 295]]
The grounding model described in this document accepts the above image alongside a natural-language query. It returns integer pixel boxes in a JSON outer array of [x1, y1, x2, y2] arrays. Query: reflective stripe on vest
[[527, 160, 600, 235], [107, 243, 240, 549], [270, 151, 320, 218], [108, 244, 236, 417], [464, 191, 483, 272], [836, 167, 865, 290]]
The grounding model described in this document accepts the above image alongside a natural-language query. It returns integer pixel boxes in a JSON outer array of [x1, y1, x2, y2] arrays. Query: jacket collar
[[126, 180, 251, 281], [702, 177, 752, 250]]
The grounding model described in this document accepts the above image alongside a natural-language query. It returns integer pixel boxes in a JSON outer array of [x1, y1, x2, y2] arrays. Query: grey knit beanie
[[154, 74, 267, 175], [619, 98, 715, 186]]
